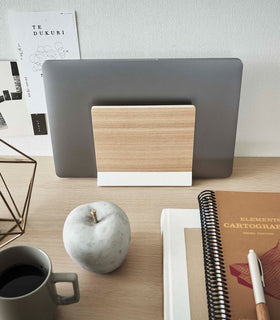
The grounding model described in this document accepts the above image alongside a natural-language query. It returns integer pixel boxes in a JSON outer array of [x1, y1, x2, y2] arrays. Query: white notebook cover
[[161, 209, 201, 320]]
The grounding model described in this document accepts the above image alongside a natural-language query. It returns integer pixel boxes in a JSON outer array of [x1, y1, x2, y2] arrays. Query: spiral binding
[[198, 190, 231, 319]]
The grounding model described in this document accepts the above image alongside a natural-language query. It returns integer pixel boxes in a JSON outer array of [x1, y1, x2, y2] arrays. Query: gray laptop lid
[[43, 58, 242, 179]]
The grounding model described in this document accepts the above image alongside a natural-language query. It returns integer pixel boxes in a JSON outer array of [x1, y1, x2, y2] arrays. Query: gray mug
[[0, 245, 80, 320]]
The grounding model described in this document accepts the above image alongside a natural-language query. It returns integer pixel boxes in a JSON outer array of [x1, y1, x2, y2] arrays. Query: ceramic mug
[[0, 245, 80, 320]]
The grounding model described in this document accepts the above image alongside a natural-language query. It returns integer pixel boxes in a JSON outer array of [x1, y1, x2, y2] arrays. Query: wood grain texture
[[92, 106, 195, 172], [1, 157, 280, 320]]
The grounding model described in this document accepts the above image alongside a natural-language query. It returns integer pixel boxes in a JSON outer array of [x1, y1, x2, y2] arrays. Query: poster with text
[[0, 60, 33, 137], [9, 11, 80, 114]]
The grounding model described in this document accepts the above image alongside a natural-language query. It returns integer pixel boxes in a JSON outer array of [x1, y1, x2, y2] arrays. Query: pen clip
[[257, 257, 265, 288]]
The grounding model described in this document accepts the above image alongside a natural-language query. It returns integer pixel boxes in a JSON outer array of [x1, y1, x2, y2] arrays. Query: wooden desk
[[2, 157, 280, 319]]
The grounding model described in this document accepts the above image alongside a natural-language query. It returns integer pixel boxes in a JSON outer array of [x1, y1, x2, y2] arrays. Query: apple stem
[[91, 209, 98, 224]]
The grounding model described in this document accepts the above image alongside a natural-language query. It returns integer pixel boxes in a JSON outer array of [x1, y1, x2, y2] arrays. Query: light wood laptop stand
[[91, 105, 196, 186]]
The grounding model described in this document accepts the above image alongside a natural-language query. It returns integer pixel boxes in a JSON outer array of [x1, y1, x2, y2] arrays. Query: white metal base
[[97, 171, 192, 186]]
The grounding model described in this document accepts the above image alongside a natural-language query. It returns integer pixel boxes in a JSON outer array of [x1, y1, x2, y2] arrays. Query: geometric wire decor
[[0, 139, 37, 248]]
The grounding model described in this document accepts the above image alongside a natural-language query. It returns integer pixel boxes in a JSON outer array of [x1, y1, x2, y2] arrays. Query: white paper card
[[9, 11, 80, 113]]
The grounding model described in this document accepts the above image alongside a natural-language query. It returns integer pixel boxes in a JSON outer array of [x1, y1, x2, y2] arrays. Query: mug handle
[[52, 273, 80, 305]]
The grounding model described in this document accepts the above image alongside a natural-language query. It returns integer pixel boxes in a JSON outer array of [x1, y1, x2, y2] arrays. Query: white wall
[[1, 0, 279, 156]]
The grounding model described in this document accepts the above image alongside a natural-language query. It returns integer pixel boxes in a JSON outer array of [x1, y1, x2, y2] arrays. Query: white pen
[[248, 249, 270, 320]]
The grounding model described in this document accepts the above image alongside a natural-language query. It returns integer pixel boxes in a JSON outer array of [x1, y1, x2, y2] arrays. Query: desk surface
[[2, 157, 280, 319]]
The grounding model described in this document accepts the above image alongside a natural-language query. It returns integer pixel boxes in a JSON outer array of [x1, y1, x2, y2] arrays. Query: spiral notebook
[[198, 190, 280, 320]]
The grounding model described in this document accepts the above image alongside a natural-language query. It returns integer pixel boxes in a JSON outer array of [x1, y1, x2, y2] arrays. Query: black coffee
[[0, 264, 47, 298]]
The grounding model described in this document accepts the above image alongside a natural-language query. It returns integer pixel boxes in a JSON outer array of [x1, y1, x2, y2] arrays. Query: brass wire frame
[[0, 139, 37, 248]]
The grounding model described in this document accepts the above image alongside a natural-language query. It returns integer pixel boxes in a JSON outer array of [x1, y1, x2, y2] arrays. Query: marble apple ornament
[[63, 201, 131, 274]]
